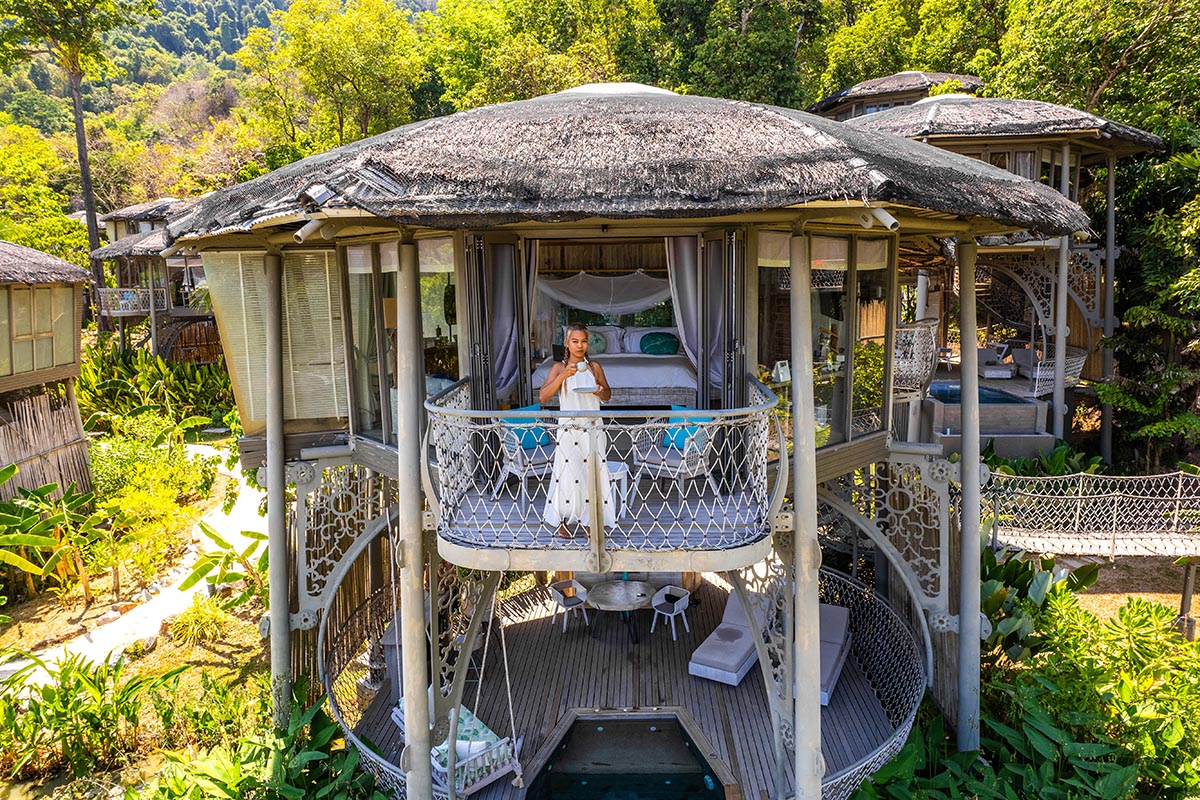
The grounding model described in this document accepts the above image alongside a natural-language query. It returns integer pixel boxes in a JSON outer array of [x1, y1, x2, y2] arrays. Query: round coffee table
[[588, 580, 654, 643]]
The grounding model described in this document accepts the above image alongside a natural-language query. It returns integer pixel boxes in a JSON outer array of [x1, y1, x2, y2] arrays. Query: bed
[[532, 352, 697, 407]]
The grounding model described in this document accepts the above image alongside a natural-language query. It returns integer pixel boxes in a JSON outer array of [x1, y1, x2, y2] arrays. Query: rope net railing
[[425, 377, 782, 553], [818, 568, 927, 800], [988, 471, 1200, 557]]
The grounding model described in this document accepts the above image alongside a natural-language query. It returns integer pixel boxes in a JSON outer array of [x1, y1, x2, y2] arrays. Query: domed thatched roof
[[100, 197, 189, 223], [849, 95, 1163, 162], [808, 71, 985, 115], [169, 85, 1090, 241], [0, 241, 90, 285], [91, 228, 167, 260]]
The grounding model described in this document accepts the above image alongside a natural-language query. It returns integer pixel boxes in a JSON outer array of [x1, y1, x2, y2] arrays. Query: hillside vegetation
[[0, 0, 1197, 469]]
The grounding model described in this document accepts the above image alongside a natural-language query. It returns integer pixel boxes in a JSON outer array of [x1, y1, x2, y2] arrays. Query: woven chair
[[631, 417, 720, 501], [490, 424, 555, 511], [650, 585, 691, 641], [548, 579, 589, 633]]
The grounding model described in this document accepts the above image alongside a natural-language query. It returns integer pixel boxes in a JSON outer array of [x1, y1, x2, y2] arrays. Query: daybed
[[688, 593, 852, 706]]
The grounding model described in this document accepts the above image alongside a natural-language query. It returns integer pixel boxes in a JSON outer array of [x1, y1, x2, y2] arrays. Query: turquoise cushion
[[502, 403, 550, 449], [587, 330, 607, 354], [661, 405, 712, 449], [640, 331, 680, 355]]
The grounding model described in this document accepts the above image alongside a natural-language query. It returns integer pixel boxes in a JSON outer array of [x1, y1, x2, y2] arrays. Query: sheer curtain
[[536, 269, 671, 313], [666, 235, 724, 388]]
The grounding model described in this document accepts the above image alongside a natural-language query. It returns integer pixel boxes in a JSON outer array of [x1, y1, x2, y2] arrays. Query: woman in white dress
[[540, 323, 615, 538]]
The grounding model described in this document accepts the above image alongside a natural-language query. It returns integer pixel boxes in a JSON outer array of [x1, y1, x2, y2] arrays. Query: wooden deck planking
[[353, 581, 894, 799]]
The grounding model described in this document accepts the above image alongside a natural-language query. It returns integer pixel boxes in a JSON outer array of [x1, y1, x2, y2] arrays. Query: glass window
[[52, 287, 74, 366], [0, 290, 9, 376], [34, 288, 52, 335], [346, 244, 382, 438], [420, 237, 459, 383], [811, 236, 849, 447], [13, 340, 32, 373], [852, 239, 890, 438], [989, 151, 1009, 171], [1014, 150, 1037, 180], [11, 288, 30, 338]]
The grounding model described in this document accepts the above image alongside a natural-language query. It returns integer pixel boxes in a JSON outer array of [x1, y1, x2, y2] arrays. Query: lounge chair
[[687, 590, 763, 686], [688, 593, 852, 705], [392, 695, 523, 796]]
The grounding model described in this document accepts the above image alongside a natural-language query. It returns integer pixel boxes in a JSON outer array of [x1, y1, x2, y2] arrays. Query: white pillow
[[455, 739, 492, 760], [624, 326, 679, 352]]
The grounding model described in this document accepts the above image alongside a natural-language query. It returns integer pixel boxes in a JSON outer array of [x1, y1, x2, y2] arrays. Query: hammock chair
[[893, 318, 940, 400]]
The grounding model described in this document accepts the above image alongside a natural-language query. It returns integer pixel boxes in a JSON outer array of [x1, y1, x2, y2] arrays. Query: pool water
[[928, 381, 1030, 405], [525, 717, 725, 800]]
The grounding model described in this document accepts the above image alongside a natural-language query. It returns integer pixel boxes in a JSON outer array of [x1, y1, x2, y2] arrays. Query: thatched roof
[[91, 228, 167, 260], [0, 241, 91, 284], [99, 197, 188, 223], [169, 84, 1090, 241], [808, 71, 984, 114], [849, 95, 1163, 161]]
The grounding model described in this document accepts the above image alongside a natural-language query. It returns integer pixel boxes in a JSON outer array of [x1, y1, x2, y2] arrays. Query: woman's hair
[[565, 322, 588, 336]]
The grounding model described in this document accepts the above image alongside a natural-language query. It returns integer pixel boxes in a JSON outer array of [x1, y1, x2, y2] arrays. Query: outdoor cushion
[[501, 404, 551, 449], [640, 331, 680, 355], [662, 405, 711, 449], [689, 624, 751, 673]]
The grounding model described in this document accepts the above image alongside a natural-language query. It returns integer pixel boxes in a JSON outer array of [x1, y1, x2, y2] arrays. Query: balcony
[[423, 378, 786, 572], [96, 287, 169, 316]]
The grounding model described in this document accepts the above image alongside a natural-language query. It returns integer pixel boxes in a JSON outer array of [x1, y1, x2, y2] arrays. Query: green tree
[[0, 0, 158, 297], [818, 0, 919, 96], [237, 0, 424, 151]]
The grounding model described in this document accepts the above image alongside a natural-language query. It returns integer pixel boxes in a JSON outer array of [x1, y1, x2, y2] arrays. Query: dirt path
[[1, 446, 265, 683]]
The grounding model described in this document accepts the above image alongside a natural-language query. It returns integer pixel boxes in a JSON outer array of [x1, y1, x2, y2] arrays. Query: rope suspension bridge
[[987, 470, 1200, 558]]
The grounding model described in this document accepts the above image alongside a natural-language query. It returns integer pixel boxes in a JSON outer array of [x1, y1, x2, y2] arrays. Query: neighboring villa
[[164, 84, 1090, 800], [806, 73, 1162, 461], [90, 198, 221, 363], [0, 242, 91, 498]]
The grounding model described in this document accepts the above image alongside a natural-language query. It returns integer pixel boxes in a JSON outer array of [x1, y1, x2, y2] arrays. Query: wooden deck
[[353, 580, 895, 799]]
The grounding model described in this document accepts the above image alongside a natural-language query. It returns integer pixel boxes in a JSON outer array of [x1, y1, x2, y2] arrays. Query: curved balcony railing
[[423, 377, 784, 556], [96, 287, 169, 315]]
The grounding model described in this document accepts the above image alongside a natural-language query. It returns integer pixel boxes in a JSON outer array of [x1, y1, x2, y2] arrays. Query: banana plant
[[180, 521, 269, 610]]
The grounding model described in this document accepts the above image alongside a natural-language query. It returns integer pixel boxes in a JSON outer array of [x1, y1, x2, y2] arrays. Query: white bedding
[[532, 353, 697, 392]]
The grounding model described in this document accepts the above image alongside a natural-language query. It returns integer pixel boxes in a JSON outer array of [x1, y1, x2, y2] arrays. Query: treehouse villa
[[165, 84, 1095, 800]]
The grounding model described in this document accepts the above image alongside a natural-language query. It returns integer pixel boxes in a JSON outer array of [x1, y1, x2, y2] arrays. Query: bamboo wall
[[0, 381, 91, 500], [163, 318, 223, 365]]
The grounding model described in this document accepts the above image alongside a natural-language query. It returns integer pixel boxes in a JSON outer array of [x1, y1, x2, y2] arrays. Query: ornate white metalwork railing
[[424, 377, 783, 555], [1011, 344, 1089, 397], [988, 471, 1200, 557], [96, 286, 169, 314]]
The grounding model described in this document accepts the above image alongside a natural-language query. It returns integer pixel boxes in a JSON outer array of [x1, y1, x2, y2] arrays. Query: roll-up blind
[[203, 250, 347, 435]]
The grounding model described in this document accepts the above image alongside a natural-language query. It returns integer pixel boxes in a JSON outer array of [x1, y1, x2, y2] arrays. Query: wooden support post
[[1101, 154, 1117, 463], [264, 251, 291, 729], [396, 237, 435, 799], [957, 239, 982, 752], [789, 230, 824, 799], [1052, 142, 1072, 440]]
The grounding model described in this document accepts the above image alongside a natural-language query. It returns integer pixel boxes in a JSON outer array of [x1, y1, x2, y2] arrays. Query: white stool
[[606, 460, 631, 518]]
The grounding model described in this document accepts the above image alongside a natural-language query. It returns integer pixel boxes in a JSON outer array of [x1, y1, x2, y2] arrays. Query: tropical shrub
[[984, 440, 1104, 477], [985, 593, 1200, 796], [89, 418, 218, 503], [76, 339, 233, 426], [138, 684, 385, 800], [152, 670, 268, 750], [181, 521, 269, 610], [170, 594, 235, 646], [0, 652, 185, 779]]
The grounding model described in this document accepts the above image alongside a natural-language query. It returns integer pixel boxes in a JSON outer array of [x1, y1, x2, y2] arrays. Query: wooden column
[[1052, 142, 1072, 439], [1101, 154, 1117, 463], [957, 239, 982, 751]]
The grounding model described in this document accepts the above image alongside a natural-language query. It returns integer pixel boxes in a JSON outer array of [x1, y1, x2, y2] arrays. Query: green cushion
[[640, 331, 680, 355], [587, 330, 607, 354]]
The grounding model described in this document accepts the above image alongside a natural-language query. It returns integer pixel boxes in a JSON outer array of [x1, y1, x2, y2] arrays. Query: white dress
[[543, 364, 616, 529]]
